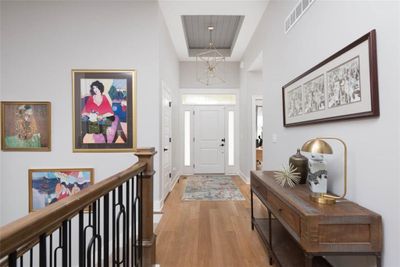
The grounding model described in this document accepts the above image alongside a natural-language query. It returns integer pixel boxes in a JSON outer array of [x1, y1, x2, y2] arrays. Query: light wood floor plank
[[155, 176, 272, 267]]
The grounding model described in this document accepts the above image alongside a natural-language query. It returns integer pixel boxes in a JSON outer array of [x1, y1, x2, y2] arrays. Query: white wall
[[241, 1, 400, 266], [180, 61, 240, 89], [0, 1, 178, 225]]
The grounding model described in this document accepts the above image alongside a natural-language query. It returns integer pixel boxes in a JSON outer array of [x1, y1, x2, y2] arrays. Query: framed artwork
[[1, 101, 51, 151], [282, 30, 379, 127], [29, 168, 94, 212], [72, 70, 137, 152]]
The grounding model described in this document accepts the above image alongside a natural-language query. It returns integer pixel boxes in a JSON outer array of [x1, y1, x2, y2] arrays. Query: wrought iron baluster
[[39, 234, 47, 267], [125, 180, 130, 267], [29, 248, 33, 267], [8, 252, 17, 267], [50, 233, 53, 267], [103, 194, 109, 267], [112, 190, 116, 265], [79, 210, 84, 267], [62, 220, 68, 267]]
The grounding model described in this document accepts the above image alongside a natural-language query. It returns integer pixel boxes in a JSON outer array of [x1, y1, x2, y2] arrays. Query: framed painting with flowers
[[1, 101, 51, 151], [72, 70, 137, 152]]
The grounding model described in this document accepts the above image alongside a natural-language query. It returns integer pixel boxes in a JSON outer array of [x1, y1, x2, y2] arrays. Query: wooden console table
[[250, 171, 382, 267]]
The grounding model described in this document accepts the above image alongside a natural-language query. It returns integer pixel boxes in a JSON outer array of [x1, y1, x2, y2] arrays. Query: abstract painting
[[1, 102, 51, 151], [29, 168, 94, 212], [72, 70, 136, 152]]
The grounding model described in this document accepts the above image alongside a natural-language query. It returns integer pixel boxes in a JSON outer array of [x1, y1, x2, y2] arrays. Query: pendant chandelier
[[196, 26, 225, 86]]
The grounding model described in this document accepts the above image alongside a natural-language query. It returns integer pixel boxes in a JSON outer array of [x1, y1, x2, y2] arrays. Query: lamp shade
[[301, 138, 333, 154]]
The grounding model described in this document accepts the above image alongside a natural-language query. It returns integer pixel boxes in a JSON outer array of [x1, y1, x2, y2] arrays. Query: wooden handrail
[[0, 160, 147, 259]]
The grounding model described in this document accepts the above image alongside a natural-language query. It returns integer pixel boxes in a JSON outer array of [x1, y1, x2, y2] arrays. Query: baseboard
[[238, 171, 250, 184], [154, 171, 181, 214], [170, 171, 181, 191], [154, 200, 163, 213]]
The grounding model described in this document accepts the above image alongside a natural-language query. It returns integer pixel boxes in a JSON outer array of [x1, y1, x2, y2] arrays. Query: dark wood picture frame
[[282, 30, 379, 127], [72, 70, 137, 152]]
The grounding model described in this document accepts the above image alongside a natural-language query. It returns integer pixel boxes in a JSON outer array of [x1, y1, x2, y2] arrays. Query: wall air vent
[[284, 0, 316, 34]]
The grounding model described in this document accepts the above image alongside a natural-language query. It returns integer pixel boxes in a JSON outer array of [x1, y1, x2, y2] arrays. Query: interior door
[[194, 106, 225, 173], [161, 82, 172, 197]]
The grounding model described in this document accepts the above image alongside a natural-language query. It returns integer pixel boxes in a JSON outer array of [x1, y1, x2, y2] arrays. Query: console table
[[250, 171, 382, 267]]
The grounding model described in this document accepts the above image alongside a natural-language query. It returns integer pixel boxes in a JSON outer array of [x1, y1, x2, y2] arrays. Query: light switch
[[272, 134, 278, 143]]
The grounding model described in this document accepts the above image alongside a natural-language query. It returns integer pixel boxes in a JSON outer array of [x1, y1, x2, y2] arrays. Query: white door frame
[[161, 81, 172, 201], [252, 95, 263, 170], [179, 89, 239, 175]]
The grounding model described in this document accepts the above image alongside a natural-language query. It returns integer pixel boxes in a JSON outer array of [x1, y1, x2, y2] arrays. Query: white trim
[[170, 171, 181, 191], [154, 200, 163, 213], [251, 95, 263, 171], [238, 171, 250, 184]]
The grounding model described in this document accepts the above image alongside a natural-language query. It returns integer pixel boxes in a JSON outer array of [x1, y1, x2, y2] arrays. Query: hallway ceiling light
[[196, 26, 225, 86]]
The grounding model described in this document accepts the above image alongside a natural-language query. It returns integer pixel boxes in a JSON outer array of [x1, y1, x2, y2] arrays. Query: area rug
[[182, 175, 245, 201]]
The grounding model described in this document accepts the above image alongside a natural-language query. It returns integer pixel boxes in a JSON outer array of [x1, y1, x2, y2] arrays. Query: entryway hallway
[[155, 176, 271, 267]]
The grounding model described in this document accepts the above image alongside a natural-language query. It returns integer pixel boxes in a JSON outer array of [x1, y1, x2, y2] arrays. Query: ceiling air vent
[[284, 0, 315, 34]]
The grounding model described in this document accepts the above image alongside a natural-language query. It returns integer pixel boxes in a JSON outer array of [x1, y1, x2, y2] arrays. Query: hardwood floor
[[155, 176, 272, 267]]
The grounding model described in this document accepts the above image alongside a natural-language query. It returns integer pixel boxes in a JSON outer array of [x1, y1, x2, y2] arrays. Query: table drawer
[[267, 191, 301, 237], [251, 177, 268, 203]]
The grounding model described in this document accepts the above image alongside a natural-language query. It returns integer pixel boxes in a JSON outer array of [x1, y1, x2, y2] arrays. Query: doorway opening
[[252, 96, 263, 170], [181, 92, 238, 175]]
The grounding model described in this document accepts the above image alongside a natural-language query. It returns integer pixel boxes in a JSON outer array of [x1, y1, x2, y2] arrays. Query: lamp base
[[309, 193, 336, 205]]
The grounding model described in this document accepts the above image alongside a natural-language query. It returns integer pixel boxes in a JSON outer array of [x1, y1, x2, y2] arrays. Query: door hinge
[[193, 137, 195, 142], [169, 101, 172, 107], [193, 164, 195, 169], [169, 137, 172, 143], [193, 110, 195, 115], [169, 173, 172, 178]]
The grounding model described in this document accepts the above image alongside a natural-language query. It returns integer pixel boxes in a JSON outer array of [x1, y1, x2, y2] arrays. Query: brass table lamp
[[301, 137, 347, 205]]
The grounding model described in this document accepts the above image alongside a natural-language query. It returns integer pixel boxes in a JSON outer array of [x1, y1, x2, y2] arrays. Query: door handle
[[221, 138, 225, 142], [220, 144, 224, 147], [164, 148, 168, 152]]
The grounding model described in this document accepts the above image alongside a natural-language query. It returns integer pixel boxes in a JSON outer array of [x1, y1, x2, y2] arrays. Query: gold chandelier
[[196, 26, 225, 86]]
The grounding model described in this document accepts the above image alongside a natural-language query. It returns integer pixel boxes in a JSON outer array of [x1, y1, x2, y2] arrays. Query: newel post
[[135, 147, 157, 266]]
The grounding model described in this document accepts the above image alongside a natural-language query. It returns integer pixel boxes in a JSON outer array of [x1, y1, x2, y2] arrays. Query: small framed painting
[[72, 70, 137, 152], [1, 101, 51, 151], [28, 168, 94, 212], [282, 30, 379, 127]]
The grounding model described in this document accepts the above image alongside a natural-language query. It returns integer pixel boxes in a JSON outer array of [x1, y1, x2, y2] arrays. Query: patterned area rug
[[182, 175, 245, 201]]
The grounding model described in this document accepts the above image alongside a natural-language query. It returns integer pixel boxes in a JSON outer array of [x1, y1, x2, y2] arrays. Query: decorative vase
[[307, 153, 328, 194], [289, 149, 308, 184]]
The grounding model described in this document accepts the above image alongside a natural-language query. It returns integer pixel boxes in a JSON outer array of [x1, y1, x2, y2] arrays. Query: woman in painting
[[71, 182, 81, 195], [57, 182, 71, 200], [5, 105, 41, 148], [81, 80, 115, 143]]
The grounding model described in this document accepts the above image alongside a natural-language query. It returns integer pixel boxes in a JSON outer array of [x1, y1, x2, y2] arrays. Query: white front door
[[194, 106, 225, 173], [161, 82, 172, 197]]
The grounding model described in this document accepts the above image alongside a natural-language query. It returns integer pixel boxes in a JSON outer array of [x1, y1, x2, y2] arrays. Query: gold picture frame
[[1, 101, 51, 151], [72, 69, 137, 152], [28, 168, 94, 212]]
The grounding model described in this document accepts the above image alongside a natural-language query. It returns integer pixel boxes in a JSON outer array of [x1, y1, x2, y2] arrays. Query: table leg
[[305, 253, 313, 267], [250, 189, 254, 230], [268, 210, 273, 265], [376, 253, 381, 267]]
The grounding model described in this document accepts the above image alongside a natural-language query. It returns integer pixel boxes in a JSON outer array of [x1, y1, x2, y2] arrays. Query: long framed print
[[72, 70, 137, 152], [282, 30, 379, 127], [29, 168, 94, 212], [1, 101, 51, 151]]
